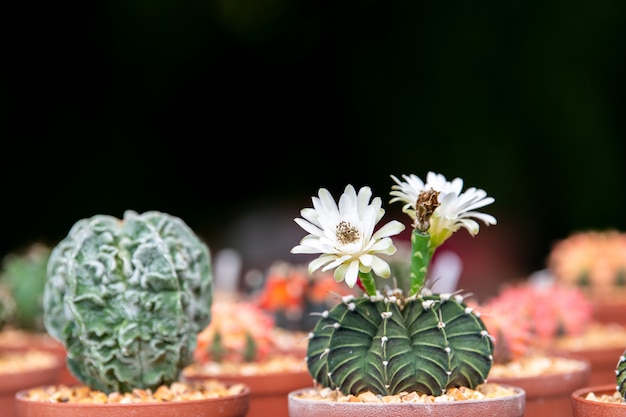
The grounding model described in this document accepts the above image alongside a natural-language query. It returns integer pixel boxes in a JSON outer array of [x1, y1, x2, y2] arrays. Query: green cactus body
[[618, 350, 626, 399], [0, 243, 50, 331], [43, 210, 213, 393], [306, 288, 493, 396], [0, 285, 16, 330]]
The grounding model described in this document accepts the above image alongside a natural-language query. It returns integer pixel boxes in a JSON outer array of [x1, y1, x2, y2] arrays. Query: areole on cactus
[[291, 172, 497, 397], [43, 210, 213, 394]]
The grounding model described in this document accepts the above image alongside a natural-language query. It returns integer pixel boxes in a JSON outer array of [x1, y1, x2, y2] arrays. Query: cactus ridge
[[306, 289, 493, 396]]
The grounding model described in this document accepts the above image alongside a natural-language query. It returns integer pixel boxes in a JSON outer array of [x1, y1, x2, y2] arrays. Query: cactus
[[254, 261, 357, 331], [618, 350, 626, 399], [292, 173, 497, 396], [476, 293, 534, 364], [194, 299, 277, 365], [43, 210, 213, 394], [306, 286, 493, 396], [0, 284, 16, 331], [479, 281, 593, 363], [548, 230, 626, 300], [0, 243, 50, 331]]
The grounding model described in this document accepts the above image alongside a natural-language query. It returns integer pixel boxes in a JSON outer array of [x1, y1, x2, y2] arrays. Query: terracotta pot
[[591, 301, 626, 325], [186, 369, 313, 417], [0, 330, 78, 385], [14, 385, 251, 417], [0, 353, 62, 417], [488, 359, 591, 417], [287, 385, 526, 417], [571, 384, 626, 417]]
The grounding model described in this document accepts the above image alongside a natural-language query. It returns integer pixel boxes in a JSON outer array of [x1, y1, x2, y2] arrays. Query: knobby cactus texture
[[44, 210, 213, 393], [307, 289, 493, 396]]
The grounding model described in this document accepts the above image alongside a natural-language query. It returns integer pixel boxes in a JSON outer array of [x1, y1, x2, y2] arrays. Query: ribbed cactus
[[292, 174, 497, 397], [618, 350, 626, 399], [306, 288, 493, 396], [43, 210, 213, 394]]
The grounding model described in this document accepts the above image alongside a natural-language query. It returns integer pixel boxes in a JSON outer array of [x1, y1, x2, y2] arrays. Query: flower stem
[[358, 271, 377, 296], [410, 230, 434, 296]]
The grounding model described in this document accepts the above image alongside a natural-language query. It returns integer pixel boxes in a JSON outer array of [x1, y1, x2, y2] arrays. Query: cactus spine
[[44, 210, 213, 393], [306, 229, 494, 396]]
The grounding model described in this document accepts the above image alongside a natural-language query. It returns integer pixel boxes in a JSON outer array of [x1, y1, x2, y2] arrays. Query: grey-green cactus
[[304, 230, 494, 397], [0, 243, 50, 331], [43, 210, 213, 394], [617, 350, 626, 399]]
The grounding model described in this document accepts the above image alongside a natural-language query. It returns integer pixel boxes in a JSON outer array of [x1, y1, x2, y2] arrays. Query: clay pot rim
[[14, 385, 251, 409], [0, 358, 62, 378], [185, 369, 314, 396], [186, 368, 310, 380], [488, 357, 591, 386], [288, 385, 526, 407], [553, 345, 625, 356], [571, 384, 626, 409]]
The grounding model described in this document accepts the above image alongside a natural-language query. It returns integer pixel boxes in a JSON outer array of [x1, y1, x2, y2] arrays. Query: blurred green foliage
[[0, 243, 50, 331]]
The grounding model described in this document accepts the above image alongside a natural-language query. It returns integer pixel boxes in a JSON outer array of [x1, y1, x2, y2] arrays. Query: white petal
[[370, 237, 397, 254], [343, 260, 361, 288], [316, 188, 339, 217], [360, 253, 373, 267], [294, 218, 324, 238], [338, 185, 359, 217], [299, 207, 321, 227], [456, 219, 480, 236], [334, 263, 348, 283], [465, 212, 497, 226], [372, 220, 405, 240], [323, 255, 353, 272], [308, 255, 337, 273], [371, 256, 392, 278]]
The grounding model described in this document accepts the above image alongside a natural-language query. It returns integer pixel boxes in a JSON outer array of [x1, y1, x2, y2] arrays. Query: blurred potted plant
[[254, 261, 358, 332], [0, 348, 62, 417], [14, 210, 250, 417], [0, 243, 77, 385], [547, 229, 626, 324], [479, 281, 592, 417], [0, 243, 49, 332], [553, 321, 626, 386], [287, 172, 525, 417], [570, 348, 626, 416], [0, 284, 16, 331], [0, 259, 63, 417], [183, 297, 312, 417], [543, 230, 626, 385]]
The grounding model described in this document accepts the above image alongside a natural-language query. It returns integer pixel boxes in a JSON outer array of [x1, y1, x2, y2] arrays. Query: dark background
[[2, 1, 625, 300]]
